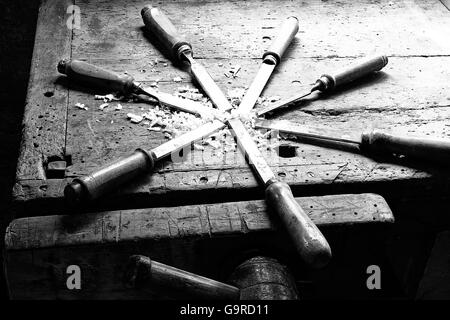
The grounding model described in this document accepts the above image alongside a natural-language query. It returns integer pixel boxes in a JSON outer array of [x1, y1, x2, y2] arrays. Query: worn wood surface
[[5, 193, 393, 299], [12, 0, 450, 214]]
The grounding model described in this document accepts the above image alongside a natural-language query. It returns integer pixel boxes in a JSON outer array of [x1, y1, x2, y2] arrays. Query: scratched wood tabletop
[[13, 0, 450, 216]]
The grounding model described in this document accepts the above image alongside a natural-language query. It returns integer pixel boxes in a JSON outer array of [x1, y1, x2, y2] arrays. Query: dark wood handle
[[361, 130, 450, 164], [64, 149, 155, 204], [58, 59, 137, 94], [125, 255, 240, 300], [318, 55, 388, 92], [265, 180, 332, 269], [141, 6, 192, 61], [263, 17, 299, 64]]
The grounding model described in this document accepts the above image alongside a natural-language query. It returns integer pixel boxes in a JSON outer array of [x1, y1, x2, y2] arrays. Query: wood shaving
[[75, 103, 88, 110], [115, 104, 123, 110], [127, 113, 144, 124], [173, 76, 182, 83], [95, 94, 121, 103], [194, 144, 205, 151], [99, 103, 109, 111]]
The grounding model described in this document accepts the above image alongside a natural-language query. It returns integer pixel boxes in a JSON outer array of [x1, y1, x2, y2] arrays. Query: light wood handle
[[263, 17, 299, 64], [265, 180, 332, 269], [317, 55, 388, 92], [64, 149, 155, 204], [58, 59, 137, 94], [125, 255, 240, 300], [361, 130, 450, 164], [141, 6, 192, 61]]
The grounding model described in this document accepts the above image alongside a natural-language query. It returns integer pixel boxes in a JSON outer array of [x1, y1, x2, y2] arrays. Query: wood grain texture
[[4, 193, 393, 299], [13, 0, 450, 212], [15, 0, 73, 181]]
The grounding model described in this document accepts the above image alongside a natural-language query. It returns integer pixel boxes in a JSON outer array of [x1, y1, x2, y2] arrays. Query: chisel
[[257, 55, 388, 116], [64, 120, 226, 203], [57, 59, 223, 119], [255, 119, 450, 164], [142, 7, 331, 268]]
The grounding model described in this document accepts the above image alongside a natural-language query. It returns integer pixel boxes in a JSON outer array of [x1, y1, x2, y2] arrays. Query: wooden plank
[[72, 0, 450, 59], [4, 193, 393, 299], [15, 0, 73, 181], [13, 0, 450, 211], [55, 0, 450, 209]]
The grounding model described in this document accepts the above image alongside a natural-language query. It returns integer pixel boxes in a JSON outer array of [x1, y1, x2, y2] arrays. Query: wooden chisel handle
[[314, 55, 388, 92], [58, 59, 138, 94], [361, 130, 450, 164], [141, 6, 192, 62], [64, 149, 156, 204], [263, 17, 299, 64], [265, 180, 332, 269], [125, 255, 240, 300]]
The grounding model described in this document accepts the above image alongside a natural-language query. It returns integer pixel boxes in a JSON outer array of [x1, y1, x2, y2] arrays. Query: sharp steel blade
[[254, 119, 362, 144], [257, 92, 310, 116], [238, 62, 276, 115], [151, 120, 226, 160], [184, 55, 232, 113], [142, 87, 219, 119], [228, 118, 275, 184]]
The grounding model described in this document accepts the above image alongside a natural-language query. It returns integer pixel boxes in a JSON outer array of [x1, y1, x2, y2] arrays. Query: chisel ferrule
[[312, 75, 335, 93]]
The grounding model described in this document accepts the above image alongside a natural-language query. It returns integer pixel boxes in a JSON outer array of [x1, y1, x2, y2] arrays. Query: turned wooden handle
[[125, 255, 240, 300], [141, 6, 192, 61], [64, 149, 155, 204], [318, 55, 388, 92], [263, 17, 299, 64], [361, 130, 450, 164], [265, 180, 332, 269], [58, 59, 137, 94]]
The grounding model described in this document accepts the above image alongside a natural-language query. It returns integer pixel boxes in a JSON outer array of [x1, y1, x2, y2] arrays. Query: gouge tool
[[57, 59, 225, 120], [141, 6, 331, 268], [257, 55, 388, 116], [255, 119, 450, 164]]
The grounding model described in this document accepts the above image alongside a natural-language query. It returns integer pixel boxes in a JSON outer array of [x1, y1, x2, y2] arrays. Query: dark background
[[0, 0, 40, 299]]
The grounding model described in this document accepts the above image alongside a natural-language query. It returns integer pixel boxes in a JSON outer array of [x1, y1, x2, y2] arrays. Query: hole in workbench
[[44, 91, 54, 97], [200, 177, 208, 183], [276, 144, 297, 158], [278, 172, 286, 178]]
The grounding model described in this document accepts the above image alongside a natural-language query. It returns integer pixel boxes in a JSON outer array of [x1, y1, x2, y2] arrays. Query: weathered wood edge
[[5, 193, 393, 251], [14, 0, 73, 182]]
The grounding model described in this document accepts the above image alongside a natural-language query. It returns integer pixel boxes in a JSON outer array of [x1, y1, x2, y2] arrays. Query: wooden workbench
[[5, 0, 450, 299], [12, 0, 450, 216]]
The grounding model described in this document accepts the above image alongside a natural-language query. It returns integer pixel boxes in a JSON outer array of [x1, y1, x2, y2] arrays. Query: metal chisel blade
[[184, 55, 233, 113], [257, 92, 311, 116], [238, 62, 276, 115], [143, 87, 224, 120], [151, 120, 226, 160], [254, 119, 362, 145], [228, 118, 276, 184]]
